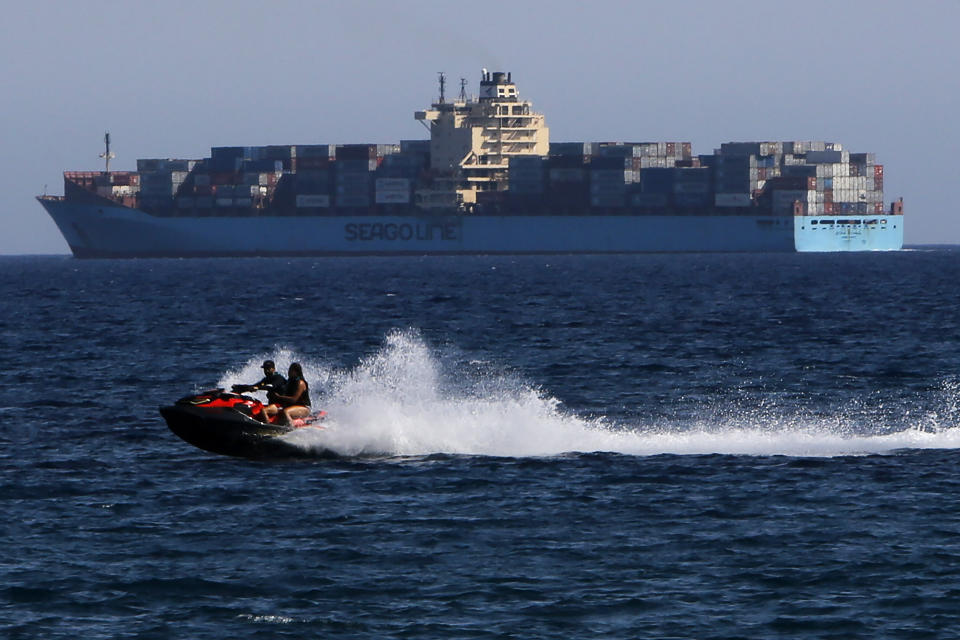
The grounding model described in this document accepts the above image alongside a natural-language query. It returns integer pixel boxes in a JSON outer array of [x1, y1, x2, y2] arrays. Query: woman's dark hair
[[288, 362, 304, 379]]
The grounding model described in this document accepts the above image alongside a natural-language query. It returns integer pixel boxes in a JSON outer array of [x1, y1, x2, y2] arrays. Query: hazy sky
[[2, 0, 957, 253]]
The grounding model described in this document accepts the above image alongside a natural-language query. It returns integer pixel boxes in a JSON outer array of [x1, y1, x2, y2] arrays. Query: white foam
[[219, 331, 960, 459]]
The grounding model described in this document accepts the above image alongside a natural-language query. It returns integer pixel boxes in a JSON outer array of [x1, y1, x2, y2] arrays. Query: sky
[[2, 0, 957, 253]]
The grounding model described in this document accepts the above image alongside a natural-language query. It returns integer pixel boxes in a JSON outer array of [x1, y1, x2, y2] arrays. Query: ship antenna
[[99, 131, 115, 173], [438, 72, 446, 104], [459, 77, 468, 101]]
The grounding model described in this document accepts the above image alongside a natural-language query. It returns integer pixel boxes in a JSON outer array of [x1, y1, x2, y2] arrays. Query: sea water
[[3, 251, 960, 638]]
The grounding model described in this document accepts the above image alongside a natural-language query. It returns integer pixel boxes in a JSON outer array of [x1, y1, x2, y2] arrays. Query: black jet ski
[[159, 388, 329, 459]]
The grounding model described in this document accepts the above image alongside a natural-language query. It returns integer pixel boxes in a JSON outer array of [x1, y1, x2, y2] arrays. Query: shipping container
[[590, 194, 624, 207], [548, 168, 586, 182], [550, 142, 594, 157], [630, 193, 669, 208], [297, 145, 335, 159], [805, 150, 848, 164], [295, 194, 331, 208], [640, 168, 675, 194], [337, 195, 371, 207], [715, 193, 752, 207], [375, 190, 411, 204], [674, 193, 709, 207], [400, 139, 430, 155]]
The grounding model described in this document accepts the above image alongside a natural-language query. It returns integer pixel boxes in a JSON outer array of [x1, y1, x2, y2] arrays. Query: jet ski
[[159, 388, 329, 459]]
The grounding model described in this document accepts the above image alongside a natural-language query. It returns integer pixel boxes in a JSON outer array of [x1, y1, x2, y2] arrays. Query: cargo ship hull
[[38, 198, 902, 257]]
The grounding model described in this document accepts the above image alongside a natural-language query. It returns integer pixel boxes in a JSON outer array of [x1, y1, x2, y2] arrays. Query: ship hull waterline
[[38, 199, 904, 257]]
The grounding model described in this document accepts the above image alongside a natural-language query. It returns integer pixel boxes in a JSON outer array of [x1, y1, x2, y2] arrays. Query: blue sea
[[3, 250, 960, 638]]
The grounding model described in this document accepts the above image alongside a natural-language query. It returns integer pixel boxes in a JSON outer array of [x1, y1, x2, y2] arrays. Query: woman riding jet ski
[[159, 362, 326, 459]]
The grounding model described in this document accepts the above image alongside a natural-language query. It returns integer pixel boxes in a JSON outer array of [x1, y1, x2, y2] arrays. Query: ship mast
[[99, 132, 115, 173]]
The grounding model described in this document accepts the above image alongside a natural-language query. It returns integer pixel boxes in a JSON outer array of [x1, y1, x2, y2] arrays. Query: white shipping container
[[296, 194, 331, 207], [640, 156, 674, 168], [760, 142, 783, 156]]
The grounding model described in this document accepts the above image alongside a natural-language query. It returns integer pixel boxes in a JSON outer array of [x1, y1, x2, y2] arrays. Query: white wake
[[219, 330, 960, 459]]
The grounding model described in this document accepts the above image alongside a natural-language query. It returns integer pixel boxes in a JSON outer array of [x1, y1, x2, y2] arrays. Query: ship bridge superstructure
[[416, 69, 549, 207]]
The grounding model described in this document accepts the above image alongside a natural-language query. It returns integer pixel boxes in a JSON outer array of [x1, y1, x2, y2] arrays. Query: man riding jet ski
[[231, 359, 286, 404], [159, 361, 326, 459]]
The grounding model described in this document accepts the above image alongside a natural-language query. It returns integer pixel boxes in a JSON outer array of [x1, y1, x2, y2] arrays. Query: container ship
[[37, 70, 903, 257]]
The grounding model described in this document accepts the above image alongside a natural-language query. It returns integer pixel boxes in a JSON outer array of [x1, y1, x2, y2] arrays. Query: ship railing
[[38, 195, 65, 201]]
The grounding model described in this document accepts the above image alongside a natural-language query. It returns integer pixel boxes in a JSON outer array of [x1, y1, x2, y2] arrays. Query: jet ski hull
[[160, 390, 332, 459]]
